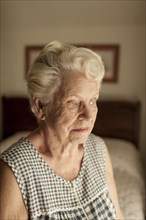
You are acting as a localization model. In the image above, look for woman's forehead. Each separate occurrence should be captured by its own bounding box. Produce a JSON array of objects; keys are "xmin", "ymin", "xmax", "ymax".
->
[
  {"xmin": 62, "ymin": 71, "xmax": 96, "ymax": 86},
  {"xmin": 60, "ymin": 73, "xmax": 99, "ymax": 98}
]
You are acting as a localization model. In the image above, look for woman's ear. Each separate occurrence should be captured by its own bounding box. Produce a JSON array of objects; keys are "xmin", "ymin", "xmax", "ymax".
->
[{"xmin": 33, "ymin": 97, "xmax": 45, "ymax": 120}]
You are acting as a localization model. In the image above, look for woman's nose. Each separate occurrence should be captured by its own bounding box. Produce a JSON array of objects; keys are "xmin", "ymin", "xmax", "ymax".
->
[{"xmin": 78, "ymin": 105, "xmax": 95, "ymax": 121}]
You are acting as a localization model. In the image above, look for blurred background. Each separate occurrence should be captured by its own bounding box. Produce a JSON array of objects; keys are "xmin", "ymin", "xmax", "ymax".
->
[{"xmin": 0, "ymin": 0, "xmax": 145, "ymax": 165}]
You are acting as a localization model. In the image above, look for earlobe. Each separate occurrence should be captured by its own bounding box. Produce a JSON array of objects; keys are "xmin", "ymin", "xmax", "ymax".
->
[{"xmin": 39, "ymin": 113, "xmax": 45, "ymax": 120}]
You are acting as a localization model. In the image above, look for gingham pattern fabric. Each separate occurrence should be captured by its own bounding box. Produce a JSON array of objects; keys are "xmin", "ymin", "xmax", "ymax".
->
[{"xmin": 0, "ymin": 134, "xmax": 116, "ymax": 220}]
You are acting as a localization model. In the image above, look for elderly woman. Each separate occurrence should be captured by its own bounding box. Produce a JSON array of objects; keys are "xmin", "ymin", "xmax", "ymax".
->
[{"xmin": 0, "ymin": 41, "xmax": 124, "ymax": 220}]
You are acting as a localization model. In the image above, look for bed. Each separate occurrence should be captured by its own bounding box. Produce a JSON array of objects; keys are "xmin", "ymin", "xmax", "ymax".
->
[{"xmin": 0, "ymin": 96, "xmax": 145, "ymax": 219}]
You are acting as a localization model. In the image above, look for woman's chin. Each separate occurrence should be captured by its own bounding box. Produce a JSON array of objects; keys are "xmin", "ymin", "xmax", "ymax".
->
[{"xmin": 69, "ymin": 132, "xmax": 90, "ymax": 144}]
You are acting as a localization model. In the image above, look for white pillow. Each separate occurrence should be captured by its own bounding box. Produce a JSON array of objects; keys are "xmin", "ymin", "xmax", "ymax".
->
[{"xmin": 0, "ymin": 131, "xmax": 30, "ymax": 153}]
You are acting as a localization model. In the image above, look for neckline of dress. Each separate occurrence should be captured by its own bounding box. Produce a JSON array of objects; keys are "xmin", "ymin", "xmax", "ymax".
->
[{"xmin": 21, "ymin": 137, "xmax": 87, "ymax": 185}]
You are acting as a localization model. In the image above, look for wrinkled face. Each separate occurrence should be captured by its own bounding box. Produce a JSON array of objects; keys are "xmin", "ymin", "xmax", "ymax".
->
[{"xmin": 45, "ymin": 72, "xmax": 99, "ymax": 144}]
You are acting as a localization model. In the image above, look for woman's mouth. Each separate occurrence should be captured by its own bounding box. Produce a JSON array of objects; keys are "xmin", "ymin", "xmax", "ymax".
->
[{"xmin": 72, "ymin": 127, "xmax": 89, "ymax": 132}]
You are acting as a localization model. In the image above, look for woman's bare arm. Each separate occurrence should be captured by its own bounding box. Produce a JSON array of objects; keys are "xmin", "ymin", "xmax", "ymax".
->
[
  {"xmin": 105, "ymin": 147, "xmax": 124, "ymax": 220},
  {"xmin": 0, "ymin": 160, "xmax": 28, "ymax": 220}
]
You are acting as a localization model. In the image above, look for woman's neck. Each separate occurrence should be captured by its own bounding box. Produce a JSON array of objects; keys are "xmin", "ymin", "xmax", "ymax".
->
[{"xmin": 27, "ymin": 127, "xmax": 81, "ymax": 160}]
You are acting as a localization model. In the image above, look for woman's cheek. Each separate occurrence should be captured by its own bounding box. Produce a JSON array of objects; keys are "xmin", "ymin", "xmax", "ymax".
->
[
  {"xmin": 58, "ymin": 111, "xmax": 77, "ymax": 128},
  {"xmin": 48, "ymin": 105, "xmax": 73, "ymax": 127},
  {"xmin": 91, "ymin": 109, "xmax": 98, "ymax": 125}
]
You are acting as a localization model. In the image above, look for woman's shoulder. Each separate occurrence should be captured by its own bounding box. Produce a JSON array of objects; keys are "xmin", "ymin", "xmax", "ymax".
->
[
  {"xmin": 0, "ymin": 138, "xmax": 34, "ymax": 167},
  {"xmin": 86, "ymin": 133, "xmax": 106, "ymax": 163},
  {"xmin": 0, "ymin": 160, "xmax": 28, "ymax": 219},
  {"xmin": 87, "ymin": 133, "xmax": 106, "ymax": 147}
]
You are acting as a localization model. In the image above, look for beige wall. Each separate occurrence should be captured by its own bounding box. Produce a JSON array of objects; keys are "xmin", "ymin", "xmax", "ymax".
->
[{"xmin": 0, "ymin": 2, "xmax": 145, "ymax": 165}]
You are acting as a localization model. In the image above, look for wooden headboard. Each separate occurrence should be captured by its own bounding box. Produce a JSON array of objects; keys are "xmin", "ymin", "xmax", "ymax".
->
[{"xmin": 2, "ymin": 96, "xmax": 140, "ymax": 148}]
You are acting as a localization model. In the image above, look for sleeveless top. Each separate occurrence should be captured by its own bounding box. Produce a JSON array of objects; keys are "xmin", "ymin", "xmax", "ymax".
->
[{"xmin": 0, "ymin": 133, "xmax": 116, "ymax": 220}]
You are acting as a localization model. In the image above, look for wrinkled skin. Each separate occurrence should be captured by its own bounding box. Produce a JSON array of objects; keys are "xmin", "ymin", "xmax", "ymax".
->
[{"xmin": 43, "ymin": 72, "xmax": 99, "ymax": 146}]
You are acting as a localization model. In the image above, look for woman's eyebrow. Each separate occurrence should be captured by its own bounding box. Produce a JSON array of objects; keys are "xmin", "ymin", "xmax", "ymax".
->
[
  {"xmin": 66, "ymin": 94, "xmax": 99, "ymax": 101},
  {"xmin": 92, "ymin": 92, "xmax": 99, "ymax": 98}
]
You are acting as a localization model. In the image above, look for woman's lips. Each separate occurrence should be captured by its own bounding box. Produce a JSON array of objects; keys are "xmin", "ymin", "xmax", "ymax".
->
[{"xmin": 72, "ymin": 128, "xmax": 89, "ymax": 132}]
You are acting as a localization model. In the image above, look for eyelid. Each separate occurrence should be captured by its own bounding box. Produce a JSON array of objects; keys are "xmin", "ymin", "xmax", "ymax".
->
[
  {"xmin": 65, "ymin": 96, "xmax": 98, "ymax": 109},
  {"xmin": 90, "ymin": 97, "xmax": 98, "ymax": 102},
  {"xmin": 67, "ymin": 99, "xmax": 79, "ymax": 104},
  {"xmin": 66, "ymin": 100, "xmax": 79, "ymax": 109}
]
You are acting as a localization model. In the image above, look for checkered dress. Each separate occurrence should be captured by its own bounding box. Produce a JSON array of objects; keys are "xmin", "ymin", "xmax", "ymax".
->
[{"xmin": 0, "ymin": 134, "xmax": 116, "ymax": 220}]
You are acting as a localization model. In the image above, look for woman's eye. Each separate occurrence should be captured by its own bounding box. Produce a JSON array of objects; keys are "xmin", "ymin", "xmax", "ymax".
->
[
  {"xmin": 89, "ymin": 99, "xmax": 97, "ymax": 107},
  {"xmin": 67, "ymin": 101, "xmax": 79, "ymax": 109}
]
